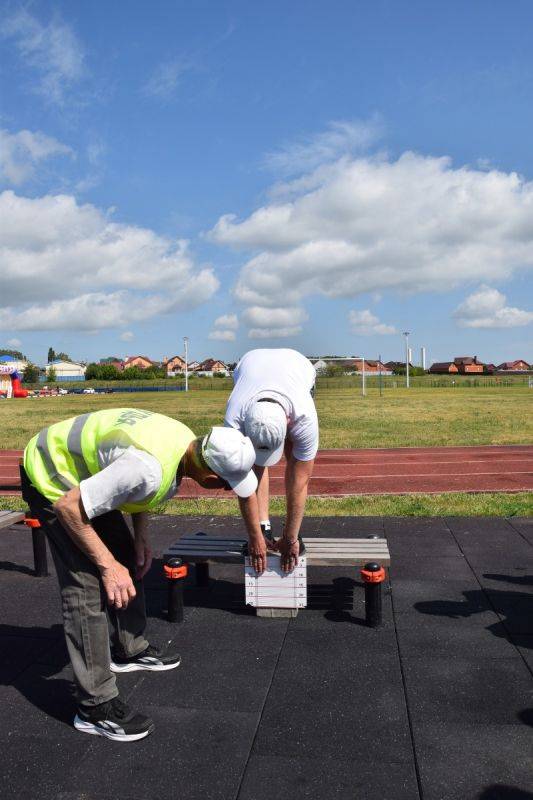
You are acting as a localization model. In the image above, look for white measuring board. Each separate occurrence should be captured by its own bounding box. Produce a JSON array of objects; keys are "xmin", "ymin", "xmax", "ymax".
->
[{"xmin": 244, "ymin": 556, "xmax": 307, "ymax": 609}]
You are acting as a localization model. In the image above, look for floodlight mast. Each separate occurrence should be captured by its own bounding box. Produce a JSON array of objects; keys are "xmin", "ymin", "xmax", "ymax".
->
[
  {"xmin": 183, "ymin": 336, "xmax": 189, "ymax": 392},
  {"xmin": 403, "ymin": 331, "xmax": 410, "ymax": 389}
]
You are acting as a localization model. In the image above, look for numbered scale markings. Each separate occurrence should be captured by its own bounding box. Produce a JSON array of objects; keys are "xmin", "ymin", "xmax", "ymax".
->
[{"xmin": 244, "ymin": 556, "xmax": 307, "ymax": 609}]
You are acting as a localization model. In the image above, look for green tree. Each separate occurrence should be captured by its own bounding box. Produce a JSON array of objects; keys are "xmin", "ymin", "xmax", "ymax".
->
[
  {"xmin": 56, "ymin": 352, "xmax": 71, "ymax": 362},
  {"xmin": 47, "ymin": 347, "xmax": 56, "ymax": 363},
  {"xmin": 22, "ymin": 362, "xmax": 39, "ymax": 384},
  {"xmin": 47, "ymin": 366, "xmax": 57, "ymax": 382}
]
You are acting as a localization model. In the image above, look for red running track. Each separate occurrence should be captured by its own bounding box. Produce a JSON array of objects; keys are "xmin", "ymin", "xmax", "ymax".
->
[{"xmin": 1, "ymin": 445, "xmax": 532, "ymax": 496}]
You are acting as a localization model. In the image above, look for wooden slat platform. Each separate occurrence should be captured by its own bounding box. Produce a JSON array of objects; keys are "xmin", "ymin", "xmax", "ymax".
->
[
  {"xmin": 0, "ymin": 510, "xmax": 25, "ymax": 530},
  {"xmin": 165, "ymin": 533, "xmax": 390, "ymax": 567}
]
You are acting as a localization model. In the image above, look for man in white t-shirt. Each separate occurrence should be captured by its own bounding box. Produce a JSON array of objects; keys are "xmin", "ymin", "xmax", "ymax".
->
[{"xmin": 225, "ymin": 348, "xmax": 319, "ymax": 574}]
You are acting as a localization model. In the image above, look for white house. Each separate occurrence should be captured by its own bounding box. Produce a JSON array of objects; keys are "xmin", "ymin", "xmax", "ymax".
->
[{"xmin": 46, "ymin": 360, "xmax": 86, "ymax": 381}]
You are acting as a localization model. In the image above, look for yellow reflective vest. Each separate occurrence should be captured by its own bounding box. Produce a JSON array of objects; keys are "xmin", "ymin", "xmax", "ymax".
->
[{"xmin": 24, "ymin": 408, "xmax": 195, "ymax": 513}]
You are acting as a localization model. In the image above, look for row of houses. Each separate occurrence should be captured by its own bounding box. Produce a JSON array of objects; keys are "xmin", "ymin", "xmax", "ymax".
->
[
  {"xmin": 428, "ymin": 356, "xmax": 531, "ymax": 375},
  {"xmin": 100, "ymin": 355, "xmax": 229, "ymax": 377},
  {"xmin": 310, "ymin": 355, "xmax": 532, "ymax": 376}
]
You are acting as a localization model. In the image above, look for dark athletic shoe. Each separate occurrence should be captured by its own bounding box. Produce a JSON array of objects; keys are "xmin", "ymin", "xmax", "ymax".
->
[
  {"xmin": 73, "ymin": 697, "xmax": 154, "ymax": 742},
  {"xmin": 110, "ymin": 644, "xmax": 181, "ymax": 673}
]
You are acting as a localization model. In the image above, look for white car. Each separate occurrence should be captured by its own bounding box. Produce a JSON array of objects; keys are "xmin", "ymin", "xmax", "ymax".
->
[{"xmin": 83, "ymin": 387, "xmax": 96, "ymax": 394}]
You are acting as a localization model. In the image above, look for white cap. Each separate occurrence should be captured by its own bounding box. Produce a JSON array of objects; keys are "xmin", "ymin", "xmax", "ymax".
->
[
  {"xmin": 202, "ymin": 426, "xmax": 258, "ymax": 498},
  {"xmin": 244, "ymin": 401, "xmax": 287, "ymax": 466}
]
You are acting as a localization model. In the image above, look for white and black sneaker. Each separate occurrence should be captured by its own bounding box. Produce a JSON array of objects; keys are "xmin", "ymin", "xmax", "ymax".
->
[
  {"xmin": 73, "ymin": 697, "xmax": 154, "ymax": 742},
  {"xmin": 110, "ymin": 644, "xmax": 181, "ymax": 673}
]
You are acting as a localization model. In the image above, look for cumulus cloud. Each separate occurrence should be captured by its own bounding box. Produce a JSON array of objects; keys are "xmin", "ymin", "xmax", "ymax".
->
[
  {"xmin": 249, "ymin": 326, "xmax": 303, "ymax": 339},
  {"xmin": 453, "ymin": 285, "xmax": 533, "ymax": 328},
  {"xmin": 7, "ymin": 338, "xmax": 22, "ymax": 347},
  {"xmin": 208, "ymin": 329, "xmax": 236, "ymax": 341},
  {"xmin": 0, "ymin": 128, "xmax": 73, "ymax": 185},
  {"xmin": 142, "ymin": 59, "xmax": 194, "ymax": 100},
  {"xmin": 263, "ymin": 118, "xmax": 383, "ymax": 176},
  {"xmin": 349, "ymin": 309, "xmax": 396, "ymax": 335},
  {"xmin": 120, "ymin": 331, "xmax": 134, "ymax": 341},
  {"xmin": 242, "ymin": 306, "xmax": 307, "ymax": 338},
  {"xmin": 213, "ymin": 313, "xmax": 239, "ymax": 330},
  {"xmin": 0, "ymin": 190, "xmax": 218, "ymax": 331},
  {"xmin": 208, "ymin": 313, "xmax": 238, "ymax": 341},
  {"xmin": 210, "ymin": 152, "xmax": 533, "ymax": 312},
  {"xmin": 1, "ymin": 10, "xmax": 85, "ymax": 105}
]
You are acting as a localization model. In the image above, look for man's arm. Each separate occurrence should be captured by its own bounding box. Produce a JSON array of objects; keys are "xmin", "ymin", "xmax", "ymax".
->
[
  {"xmin": 131, "ymin": 512, "xmax": 152, "ymax": 580},
  {"xmin": 238, "ymin": 494, "xmax": 267, "ymax": 574},
  {"xmin": 276, "ymin": 455, "xmax": 315, "ymax": 572},
  {"xmin": 54, "ymin": 487, "xmax": 136, "ymax": 609}
]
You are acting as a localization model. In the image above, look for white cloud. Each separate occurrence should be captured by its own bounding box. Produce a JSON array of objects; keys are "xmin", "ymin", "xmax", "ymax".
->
[
  {"xmin": 1, "ymin": 10, "xmax": 85, "ymax": 105},
  {"xmin": 208, "ymin": 329, "xmax": 236, "ymax": 341},
  {"xmin": 0, "ymin": 190, "xmax": 218, "ymax": 331},
  {"xmin": 263, "ymin": 118, "xmax": 383, "ymax": 176},
  {"xmin": 210, "ymin": 152, "xmax": 533, "ymax": 311},
  {"xmin": 213, "ymin": 313, "xmax": 238, "ymax": 330},
  {"xmin": 242, "ymin": 306, "xmax": 307, "ymax": 339},
  {"xmin": 7, "ymin": 338, "xmax": 22, "ymax": 347},
  {"xmin": 349, "ymin": 309, "xmax": 396, "ymax": 335},
  {"xmin": 453, "ymin": 285, "xmax": 533, "ymax": 328},
  {"xmin": 142, "ymin": 59, "xmax": 193, "ymax": 100},
  {"xmin": 120, "ymin": 331, "xmax": 134, "ymax": 341},
  {"xmin": 249, "ymin": 326, "xmax": 302, "ymax": 339},
  {"xmin": 0, "ymin": 128, "xmax": 73, "ymax": 185}
]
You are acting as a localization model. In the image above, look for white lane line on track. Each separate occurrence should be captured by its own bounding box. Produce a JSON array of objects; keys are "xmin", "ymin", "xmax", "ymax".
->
[
  {"xmin": 270, "ymin": 470, "xmax": 533, "ymax": 480},
  {"xmin": 310, "ymin": 459, "xmax": 533, "ymax": 467}
]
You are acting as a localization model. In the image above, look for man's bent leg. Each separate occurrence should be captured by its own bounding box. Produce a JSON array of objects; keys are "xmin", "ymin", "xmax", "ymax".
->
[
  {"xmin": 20, "ymin": 469, "xmax": 118, "ymax": 707},
  {"xmin": 93, "ymin": 512, "xmax": 149, "ymax": 659}
]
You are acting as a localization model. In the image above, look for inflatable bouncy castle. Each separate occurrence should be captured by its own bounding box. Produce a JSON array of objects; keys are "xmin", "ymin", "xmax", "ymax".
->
[{"xmin": 0, "ymin": 364, "xmax": 29, "ymax": 398}]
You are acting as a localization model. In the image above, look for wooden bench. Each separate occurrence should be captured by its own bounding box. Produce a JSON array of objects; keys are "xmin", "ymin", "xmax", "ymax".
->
[
  {"xmin": 0, "ymin": 510, "xmax": 25, "ymax": 529},
  {"xmin": 0, "ymin": 509, "xmax": 48, "ymax": 577},
  {"xmin": 164, "ymin": 532, "xmax": 390, "ymax": 625}
]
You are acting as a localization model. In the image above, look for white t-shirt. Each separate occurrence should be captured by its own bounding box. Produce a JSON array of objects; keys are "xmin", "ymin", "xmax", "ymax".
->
[
  {"xmin": 224, "ymin": 348, "xmax": 319, "ymax": 461},
  {"xmin": 79, "ymin": 445, "xmax": 177, "ymax": 520}
]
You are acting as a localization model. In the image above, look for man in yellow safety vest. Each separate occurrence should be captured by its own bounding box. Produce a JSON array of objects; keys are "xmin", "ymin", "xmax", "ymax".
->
[{"xmin": 22, "ymin": 407, "xmax": 257, "ymax": 742}]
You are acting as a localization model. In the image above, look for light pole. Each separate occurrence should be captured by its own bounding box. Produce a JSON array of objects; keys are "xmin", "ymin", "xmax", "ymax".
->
[
  {"xmin": 361, "ymin": 356, "xmax": 366, "ymax": 397},
  {"xmin": 403, "ymin": 331, "xmax": 410, "ymax": 388},
  {"xmin": 183, "ymin": 336, "xmax": 189, "ymax": 392}
]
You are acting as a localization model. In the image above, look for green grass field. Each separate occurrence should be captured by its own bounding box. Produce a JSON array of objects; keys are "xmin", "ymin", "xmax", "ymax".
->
[
  {"xmin": 1, "ymin": 383, "xmax": 531, "ymax": 516},
  {"xmin": 0, "ymin": 383, "xmax": 531, "ymax": 450},
  {"xmin": 1, "ymin": 492, "xmax": 531, "ymax": 517}
]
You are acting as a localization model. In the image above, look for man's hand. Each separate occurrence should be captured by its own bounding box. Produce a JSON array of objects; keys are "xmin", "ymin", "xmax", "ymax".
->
[
  {"xmin": 134, "ymin": 536, "xmax": 153, "ymax": 580},
  {"xmin": 275, "ymin": 536, "xmax": 300, "ymax": 573},
  {"xmin": 100, "ymin": 560, "xmax": 136, "ymax": 609},
  {"xmin": 248, "ymin": 533, "xmax": 267, "ymax": 575}
]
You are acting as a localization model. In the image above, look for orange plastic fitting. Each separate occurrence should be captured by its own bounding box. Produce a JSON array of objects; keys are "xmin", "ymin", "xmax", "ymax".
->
[
  {"xmin": 24, "ymin": 517, "xmax": 42, "ymax": 529},
  {"xmin": 360, "ymin": 566, "xmax": 386, "ymax": 583},
  {"xmin": 164, "ymin": 563, "xmax": 188, "ymax": 580}
]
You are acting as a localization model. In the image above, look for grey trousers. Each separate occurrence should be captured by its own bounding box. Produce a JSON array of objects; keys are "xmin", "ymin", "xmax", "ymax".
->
[{"xmin": 21, "ymin": 468, "xmax": 149, "ymax": 707}]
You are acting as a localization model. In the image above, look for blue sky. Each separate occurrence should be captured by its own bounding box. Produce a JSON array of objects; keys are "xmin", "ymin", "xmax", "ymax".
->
[{"xmin": 1, "ymin": 0, "xmax": 532, "ymax": 366}]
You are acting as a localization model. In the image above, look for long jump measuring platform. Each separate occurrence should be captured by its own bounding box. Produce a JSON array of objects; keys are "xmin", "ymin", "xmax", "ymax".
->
[{"xmin": 1, "ymin": 444, "xmax": 532, "ymax": 496}]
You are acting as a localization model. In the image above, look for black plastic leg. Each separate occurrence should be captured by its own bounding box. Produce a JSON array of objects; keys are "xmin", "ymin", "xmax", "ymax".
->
[
  {"xmin": 365, "ymin": 580, "xmax": 382, "ymax": 627},
  {"xmin": 31, "ymin": 528, "xmax": 48, "ymax": 577},
  {"xmin": 196, "ymin": 562, "xmax": 210, "ymax": 587},
  {"xmin": 167, "ymin": 577, "xmax": 184, "ymax": 623},
  {"xmin": 164, "ymin": 557, "xmax": 187, "ymax": 622},
  {"xmin": 361, "ymin": 561, "xmax": 384, "ymax": 628}
]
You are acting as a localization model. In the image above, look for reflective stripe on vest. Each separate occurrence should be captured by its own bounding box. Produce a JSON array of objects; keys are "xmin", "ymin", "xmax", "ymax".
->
[
  {"xmin": 36, "ymin": 428, "xmax": 75, "ymax": 493},
  {"xmin": 66, "ymin": 413, "xmax": 92, "ymax": 482}
]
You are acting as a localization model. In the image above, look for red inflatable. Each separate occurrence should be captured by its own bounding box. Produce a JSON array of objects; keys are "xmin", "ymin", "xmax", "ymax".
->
[{"xmin": 0, "ymin": 364, "xmax": 29, "ymax": 398}]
